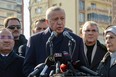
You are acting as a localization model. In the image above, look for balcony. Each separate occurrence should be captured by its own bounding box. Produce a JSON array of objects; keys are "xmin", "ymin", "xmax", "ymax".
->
[
  {"xmin": 89, "ymin": 0, "xmax": 112, "ymax": 5},
  {"xmin": 87, "ymin": 7, "xmax": 112, "ymax": 15}
]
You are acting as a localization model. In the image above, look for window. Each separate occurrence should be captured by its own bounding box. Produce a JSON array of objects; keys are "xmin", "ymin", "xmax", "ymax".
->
[
  {"xmin": 36, "ymin": 0, "xmax": 41, "ymax": 2},
  {"xmin": 79, "ymin": 13, "xmax": 85, "ymax": 22},
  {"xmin": 91, "ymin": 3, "xmax": 96, "ymax": 9},
  {"xmin": 7, "ymin": 4, "xmax": 12, "ymax": 9},
  {"xmin": 16, "ymin": 0, "xmax": 22, "ymax": 3},
  {"xmin": 36, "ymin": 7, "xmax": 42, "ymax": 14},
  {"xmin": 7, "ymin": 12, "xmax": 14, "ymax": 16},
  {"xmin": 79, "ymin": 1, "xmax": 85, "ymax": 10}
]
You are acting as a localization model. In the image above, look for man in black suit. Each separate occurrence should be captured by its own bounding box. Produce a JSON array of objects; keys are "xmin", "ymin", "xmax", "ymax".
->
[
  {"xmin": 0, "ymin": 28, "xmax": 25, "ymax": 77},
  {"xmin": 4, "ymin": 17, "xmax": 27, "ymax": 55},
  {"xmin": 18, "ymin": 18, "xmax": 48, "ymax": 57},
  {"xmin": 23, "ymin": 6, "xmax": 86, "ymax": 76},
  {"xmin": 80, "ymin": 21, "xmax": 107, "ymax": 71}
]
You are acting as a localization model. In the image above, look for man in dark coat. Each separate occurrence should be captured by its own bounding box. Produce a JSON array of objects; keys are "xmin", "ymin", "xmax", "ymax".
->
[
  {"xmin": 80, "ymin": 21, "xmax": 107, "ymax": 71},
  {"xmin": 97, "ymin": 26, "xmax": 116, "ymax": 77},
  {"xmin": 23, "ymin": 6, "xmax": 86, "ymax": 76},
  {"xmin": 4, "ymin": 17, "xmax": 27, "ymax": 55},
  {"xmin": 0, "ymin": 28, "xmax": 25, "ymax": 77},
  {"xmin": 18, "ymin": 18, "xmax": 48, "ymax": 57}
]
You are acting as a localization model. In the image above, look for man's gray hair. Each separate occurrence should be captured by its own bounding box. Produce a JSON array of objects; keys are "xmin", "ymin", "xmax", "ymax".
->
[
  {"xmin": 46, "ymin": 6, "xmax": 65, "ymax": 19},
  {"xmin": 82, "ymin": 21, "xmax": 99, "ymax": 32}
]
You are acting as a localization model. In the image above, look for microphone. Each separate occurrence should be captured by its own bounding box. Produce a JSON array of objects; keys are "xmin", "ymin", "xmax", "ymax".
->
[
  {"xmin": 62, "ymin": 51, "xmax": 77, "ymax": 75},
  {"xmin": 54, "ymin": 53, "xmax": 63, "ymax": 62},
  {"xmin": 62, "ymin": 51, "xmax": 71, "ymax": 61},
  {"xmin": 49, "ymin": 70, "xmax": 55, "ymax": 76},
  {"xmin": 40, "ymin": 55, "xmax": 55, "ymax": 76},
  {"xmin": 55, "ymin": 61, "xmax": 60, "ymax": 74},
  {"xmin": 73, "ymin": 61, "xmax": 99, "ymax": 76},
  {"xmin": 49, "ymin": 65, "xmax": 55, "ymax": 76},
  {"xmin": 79, "ymin": 66, "xmax": 99, "ymax": 76},
  {"xmin": 28, "ymin": 63, "xmax": 45, "ymax": 77},
  {"xmin": 54, "ymin": 53, "xmax": 63, "ymax": 74},
  {"xmin": 46, "ymin": 31, "xmax": 57, "ymax": 44},
  {"xmin": 63, "ymin": 31, "xmax": 75, "ymax": 42},
  {"xmin": 60, "ymin": 63, "xmax": 68, "ymax": 72}
]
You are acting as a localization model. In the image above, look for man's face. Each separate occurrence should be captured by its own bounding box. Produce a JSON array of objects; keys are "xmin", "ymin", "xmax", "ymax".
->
[
  {"xmin": 82, "ymin": 25, "xmax": 99, "ymax": 46},
  {"xmin": 0, "ymin": 29, "xmax": 14, "ymax": 54},
  {"xmin": 34, "ymin": 22, "xmax": 48, "ymax": 33},
  {"xmin": 47, "ymin": 10, "xmax": 65, "ymax": 34},
  {"xmin": 7, "ymin": 20, "xmax": 21, "ymax": 40}
]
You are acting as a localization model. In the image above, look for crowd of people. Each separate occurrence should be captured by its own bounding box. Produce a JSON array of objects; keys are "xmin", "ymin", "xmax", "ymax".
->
[{"xmin": 0, "ymin": 6, "xmax": 116, "ymax": 77}]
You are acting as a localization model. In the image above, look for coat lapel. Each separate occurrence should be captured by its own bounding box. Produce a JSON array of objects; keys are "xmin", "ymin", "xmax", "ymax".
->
[{"xmin": 3, "ymin": 52, "xmax": 17, "ymax": 69}]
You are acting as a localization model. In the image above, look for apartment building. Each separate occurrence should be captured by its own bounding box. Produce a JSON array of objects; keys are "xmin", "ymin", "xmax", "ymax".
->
[
  {"xmin": 0, "ymin": 0, "xmax": 23, "ymax": 32},
  {"xmin": 29, "ymin": 0, "xmax": 114, "ymax": 43}
]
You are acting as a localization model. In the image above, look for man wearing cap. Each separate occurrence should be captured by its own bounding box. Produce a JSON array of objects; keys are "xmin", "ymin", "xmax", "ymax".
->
[{"xmin": 97, "ymin": 26, "xmax": 116, "ymax": 77}]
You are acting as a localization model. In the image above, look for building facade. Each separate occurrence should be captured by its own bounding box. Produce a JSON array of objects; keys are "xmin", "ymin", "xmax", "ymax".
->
[
  {"xmin": 0, "ymin": 0, "xmax": 23, "ymax": 32},
  {"xmin": 29, "ymin": 0, "xmax": 114, "ymax": 43}
]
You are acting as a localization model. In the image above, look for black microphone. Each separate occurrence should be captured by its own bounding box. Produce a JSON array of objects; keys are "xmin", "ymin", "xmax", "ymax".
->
[
  {"xmin": 49, "ymin": 70, "xmax": 55, "ymax": 76},
  {"xmin": 73, "ymin": 61, "xmax": 99, "ymax": 76},
  {"xmin": 46, "ymin": 31, "xmax": 57, "ymax": 44},
  {"xmin": 79, "ymin": 66, "xmax": 99, "ymax": 76},
  {"xmin": 54, "ymin": 53, "xmax": 63, "ymax": 74},
  {"xmin": 62, "ymin": 51, "xmax": 77, "ymax": 75},
  {"xmin": 62, "ymin": 51, "xmax": 71, "ymax": 61},
  {"xmin": 49, "ymin": 65, "xmax": 55, "ymax": 76},
  {"xmin": 63, "ymin": 31, "xmax": 75, "ymax": 42},
  {"xmin": 28, "ymin": 63, "xmax": 45, "ymax": 77},
  {"xmin": 40, "ymin": 55, "xmax": 55, "ymax": 76}
]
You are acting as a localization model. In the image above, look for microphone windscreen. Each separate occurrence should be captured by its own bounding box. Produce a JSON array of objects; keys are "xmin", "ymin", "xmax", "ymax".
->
[
  {"xmin": 60, "ymin": 63, "xmax": 68, "ymax": 73},
  {"xmin": 45, "ymin": 55, "xmax": 55, "ymax": 66},
  {"xmin": 52, "ymin": 31, "xmax": 57, "ymax": 37},
  {"xmin": 63, "ymin": 31, "xmax": 68, "ymax": 36}
]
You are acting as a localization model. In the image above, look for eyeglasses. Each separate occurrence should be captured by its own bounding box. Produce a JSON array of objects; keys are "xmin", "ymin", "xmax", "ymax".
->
[{"xmin": 7, "ymin": 25, "xmax": 21, "ymax": 30}]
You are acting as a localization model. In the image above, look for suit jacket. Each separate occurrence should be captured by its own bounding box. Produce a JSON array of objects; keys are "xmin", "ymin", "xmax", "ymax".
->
[
  {"xmin": 23, "ymin": 28, "xmax": 85, "ymax": 76},
  {"xmin": 14, "ymin": 34, "xmax": 27, "ymax": 55},
  {"xmin": 0, "ymin": 51, "xmax": 25, "ymax": 77},
  {"xmin": 97, "ymin": 52, "xmax": 116, "ymax": 77},
  {"xmin": 83, "ymin": 41, "xmax": 107, "ymax": 71}
]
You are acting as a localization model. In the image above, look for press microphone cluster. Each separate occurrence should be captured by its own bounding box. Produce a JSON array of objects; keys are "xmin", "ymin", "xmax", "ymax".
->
[
  {"xmin": 28, "ymin": 55, "xmax": 55, "ymax": 77},
  {"xmin": 40, "ymin": 53, "xmax": 63, "ymax": 76}
]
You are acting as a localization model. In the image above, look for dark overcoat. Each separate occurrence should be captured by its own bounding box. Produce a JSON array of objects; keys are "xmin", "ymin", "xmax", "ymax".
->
[
  {"xmin": 0, "ymin": 51, "xmax": 25, "ymax": 77},
  {"xmin": 23, "ymin": 28, "xmax": 86, "ymax": 76},
  {"xmin": 97, "ymin": 52, "xmax": 116, "ymax": 77}
]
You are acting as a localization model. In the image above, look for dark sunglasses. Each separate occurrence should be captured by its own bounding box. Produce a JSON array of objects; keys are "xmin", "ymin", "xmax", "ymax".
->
[{"xmin": 7, "ymin": 25, "xmax": 21, "ymax": 30}]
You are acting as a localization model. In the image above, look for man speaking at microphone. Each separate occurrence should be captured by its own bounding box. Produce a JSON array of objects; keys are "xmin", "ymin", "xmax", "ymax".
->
[{"xmin": 23, "ymin": 6, "xmax": 86, "ymax": 77}]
